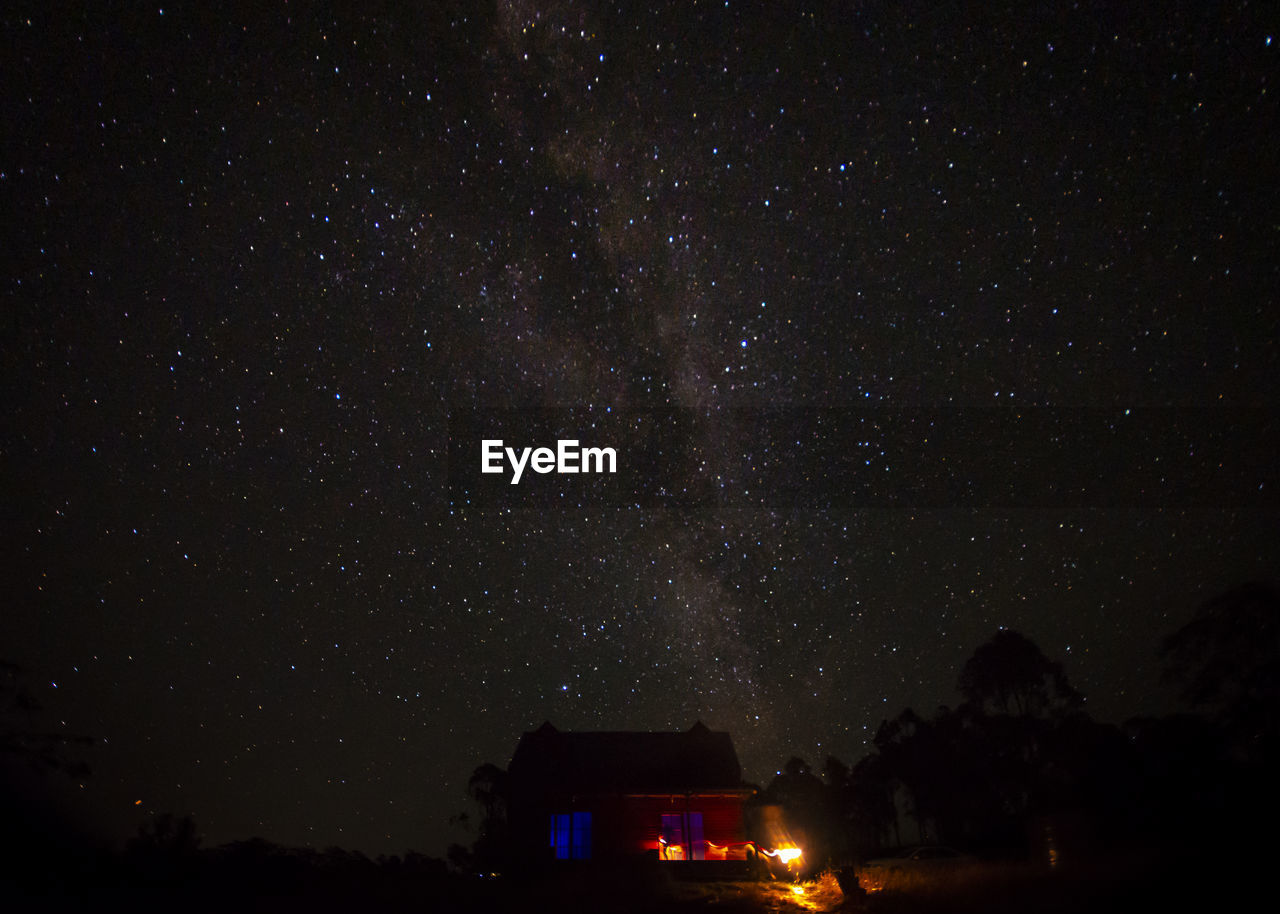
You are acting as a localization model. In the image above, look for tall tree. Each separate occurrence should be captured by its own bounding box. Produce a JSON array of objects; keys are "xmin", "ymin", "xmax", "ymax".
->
[
  {"xmin": 873, "ymin": 708, "xmax": 950, "ymax": 843},
  {"xmin": 467, "ymin": 762, "xmax": 509, "ymax": 825},
  {"xmin": 1159, "ymin": 581, "xmax": 1280, "ymax": 763},
  {"xmin": 830, "ymin": 753, "xmax": 897, "ymax": 856},
  {"xmin": 459, "ymin": 762, "xmax": 511, "ymax": 873},
  {"xmin": 958, "ymin": 630, "xmax": 1081, "ymax": 717}
]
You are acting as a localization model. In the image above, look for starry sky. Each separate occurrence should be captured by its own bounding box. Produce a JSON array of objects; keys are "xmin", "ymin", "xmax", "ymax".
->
[{"xmin": 2, "ymin": 1, "xmax": 1277, "ymax": 857}]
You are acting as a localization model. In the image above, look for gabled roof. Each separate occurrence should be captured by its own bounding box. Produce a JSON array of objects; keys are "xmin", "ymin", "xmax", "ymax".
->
[{"xmin": 508, "ymin": 721, "xmax": 743, "ymax": 793}]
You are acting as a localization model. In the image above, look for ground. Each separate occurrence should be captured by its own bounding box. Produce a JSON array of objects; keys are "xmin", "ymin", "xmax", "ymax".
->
[{"xmin": 659, "ymin": 873, "xmax": 846, "ymax": 913}]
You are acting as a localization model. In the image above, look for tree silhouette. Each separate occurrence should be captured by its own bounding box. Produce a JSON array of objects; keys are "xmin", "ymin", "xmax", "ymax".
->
[
  {"xmin": 857, "ymin": 634, "xmax": 1097, "ymax": 852},
  {"xmin": 1, "ymin": 659, "xmax": 94, "ymax": 778},
  {"xmin": 1160, "ymin": 581, "xmax": 1280, "ymax": 763},
  {"xmin": 958, "ymin": 630, "xmax": 1081, "ymax": 717},
  {"xmin": 873, "ymin": 708, "xmax": 955, "ymax": 843},
  {"xmin": 125, "ymin": 813, "xmax": 202, "ymax": 884},
  {"xmin": 871, "ymin": 706, "xmax": 1000, "ymax": 847},
  {"xmin": 128, "ymin": 812, "xmax": 202, "ymax": 856},
  {"xmin": 467, "ymin": 762, "xmax": 509, "ymax": 824},
  {"xmin": 753, "ymin": 756, "xmax": 834, "ymax": 872},
  {"xmin": 456, "ymin": 762, "xmax": 511, "ymax": 873},
  {"xmin": 822, "ymin": 754, "xmax": 897, "ymax": 859}
]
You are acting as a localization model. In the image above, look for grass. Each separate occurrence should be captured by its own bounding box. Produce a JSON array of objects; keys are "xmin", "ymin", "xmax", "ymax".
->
[
  {"xmin": 424, "ymin": 854, "xmax": 1241, "ymax": 914},
  {"xmin": 853, "ymin": 849, "xmax": 1242, "ymax": 914},
  {"xmin": 5, "ymin": 847, "xmax": 1250, "ymax": 914}
]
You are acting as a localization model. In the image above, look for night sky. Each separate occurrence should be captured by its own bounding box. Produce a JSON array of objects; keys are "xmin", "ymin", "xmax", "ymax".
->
[{"xmin": 2, "ymin": 2, "xmax": 1276, "ymax": 858}]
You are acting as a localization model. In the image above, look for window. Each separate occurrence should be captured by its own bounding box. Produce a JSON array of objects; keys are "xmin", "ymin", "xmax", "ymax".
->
[
  {"xmin": 549, "ymin": 811, "xmax": 592, "ymax": 860},
  {"xmin": 659, "ymin": 812, "xmax": 705, "ymax": 861}
]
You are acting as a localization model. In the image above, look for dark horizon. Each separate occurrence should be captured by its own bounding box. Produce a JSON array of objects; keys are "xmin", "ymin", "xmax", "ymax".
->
[{"xmin": 2, "ymin": 580, "xmax": 1257, "ymax": 858}]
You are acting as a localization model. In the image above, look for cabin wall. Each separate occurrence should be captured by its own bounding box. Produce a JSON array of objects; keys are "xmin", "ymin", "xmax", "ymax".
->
[
  {"xmin": 510, "ymin": 791, "xmax": 749, "ymax": 863},
  {"xmin": 616, "ymin": 794, "xmax": 748, "ymax": 858}
]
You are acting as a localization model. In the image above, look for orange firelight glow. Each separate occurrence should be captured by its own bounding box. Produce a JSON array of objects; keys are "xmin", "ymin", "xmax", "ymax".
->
[
  {"xmin": 762, "ymin": 845, "xmax": 803, "ymax": 865},
  {"xmin": 655, "ymin": 837, "xmax": 755, "ymax": 861}
]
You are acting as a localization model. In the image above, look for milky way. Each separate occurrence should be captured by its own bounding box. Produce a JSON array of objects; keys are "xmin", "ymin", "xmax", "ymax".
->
[{"xmin": 2, "ymin": 2, "xmax": 1276, "ymax": 855}]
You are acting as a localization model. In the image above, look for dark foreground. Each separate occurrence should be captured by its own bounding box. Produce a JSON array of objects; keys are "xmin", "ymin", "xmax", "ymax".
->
[{"xmin": 1, "ymin": 847, "xmax": 1260, "ymax": 914}]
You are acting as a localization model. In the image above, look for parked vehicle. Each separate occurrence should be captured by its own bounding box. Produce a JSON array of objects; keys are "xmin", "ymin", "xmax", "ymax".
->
[
  {"xmin": 862, "ymin": 845, "xmax": 976, "ymax": 871},
  {"xmin": 858, "ymin": 846, "xmax": 980, "ymax": 893}
]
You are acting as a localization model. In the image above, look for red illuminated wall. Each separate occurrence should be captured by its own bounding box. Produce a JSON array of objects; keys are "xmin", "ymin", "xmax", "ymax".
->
[{"xmin": 593, "ymin": 793, "xmax": 750, "ymax": 860}]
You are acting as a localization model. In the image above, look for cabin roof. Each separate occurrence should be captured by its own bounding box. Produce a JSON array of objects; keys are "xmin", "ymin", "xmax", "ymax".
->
[{"xmin": 508, "ymin": 721, "xmax": 744, "ymax": 793}]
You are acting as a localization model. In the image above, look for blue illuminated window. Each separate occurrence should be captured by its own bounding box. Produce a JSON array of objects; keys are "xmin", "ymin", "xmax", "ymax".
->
[{"xmin": 549, "ymin": 811, "xmax": 592, "ymax": 859}]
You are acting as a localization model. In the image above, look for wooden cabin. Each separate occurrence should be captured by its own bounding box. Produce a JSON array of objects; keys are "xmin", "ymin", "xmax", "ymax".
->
[{"xmin": 507, "ymin": 721, "xmax": 755, "ymax": 873}]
